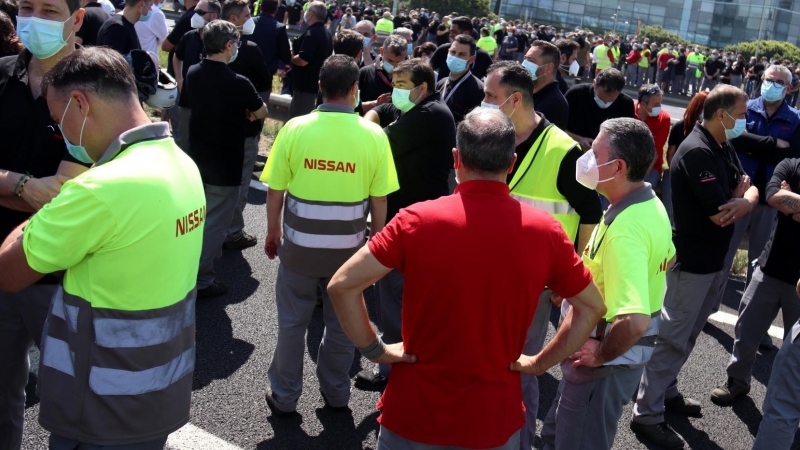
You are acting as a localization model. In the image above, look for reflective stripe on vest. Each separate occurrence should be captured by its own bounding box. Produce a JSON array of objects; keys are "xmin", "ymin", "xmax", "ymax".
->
[
  {"xmin": 89, "ymin": 347, "xmax": 195, "ymax": 396},
  {"xmin": 287, "ymin": 196, "xmax": 368, "ymax": 221},
  {"xmin": 283, "ymin": 193, "xmax": 368, "ymax": 250},
  {"xmin": 508, "ymin": 124, "xmax": 581, "ymax": 242},
  {"xmin": 595, "ymin": 45, "xmax": 611, "ymax": 69},
  {"xmin": 284, "ymin": 223, "xmax": 366, "ymax": 249},
  {"xmin": 638, "ymin": 49, "xmax": 650, "ymax": 68}
]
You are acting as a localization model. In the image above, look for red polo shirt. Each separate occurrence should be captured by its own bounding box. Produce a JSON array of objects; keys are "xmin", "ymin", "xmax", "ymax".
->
[
  {"xmin": 636, "ymin": 103, "xmax": 672, "ymax": 173},
  {"xmin": 368, "ymin": 180, "xmax": 593, "ymax": 448}
]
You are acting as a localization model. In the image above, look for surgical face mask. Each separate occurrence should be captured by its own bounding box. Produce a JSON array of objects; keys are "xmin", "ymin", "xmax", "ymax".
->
[
  {"xmin": 575, "ymin": 150, "xmax": 616, "ymax": 190},
  {"xmin": 382, "ymin": 59, "xmax": 394, "ymax": 73},
  {"xmin": 229, "ymin": 44, "xmax": 239, "ymax": 63},
  {"xmin": 407, "ymin": 43, "xmax": 413, "ymax": 55},
  {"xmin": 59, "ymin": 97, "xmax": 94, "ymax": 164},
  {"xmin": 710, "ymin": 54, "xmax": 717, "ymax": 60},
  {"xmin": 363, "ymin": 36, "xmax": 371, "ymax": 47},
  {"xmin": 241, "ymin": 16, "xmax": 255, "ymax": 35},
  {"xmin": 191, "ymin": 12, "xmax": 206, "ymax": 28},
  {"xmin": 178, "ymin": 0, "xmax": 184, "ymax": 6},
  {"xmin": 480, "ymin": 94, "xmax": 514, "ymax": 118},
  {"xmin": 16, "ymin": 14, "xmax": 75, "ymax": 60},
  {"xmin": 649, "ymin": 106, "xmax": 662, "ymax": 117},
  {"xmin": 522, "ymin": 60, "xmax": 539, "ymax": 81},
  {"xmin": 695, "ymin": 47, "xmax": 700, "ymax": 53},
  {"xmin": 446, "ymin": 54, "xmax": 468, "ymax": 74},
  {"xmin": 594, "ymin": 94, "xmax": 614, "ymax": 109},
  {"xmin": 392, "ymin": 85, "xmax": 419, "ymax": 112},
  {"xmin": 722, "ymin": 110, "xmax": 746, "ymax": 140},
  {"xmin": 303, "ymin": 11, "xmax": 310, "ymax": 22},
  {"xmin": 140, "ymin": 9, "xmax": 152, "ymax": 21},
  {"xmin": 761, "ymin": 80, "xmax": 786, "ymax": 102},
  {"xmin": 668, "ymin": 46, "xmax": 673, "ymax": 51},
  {"xmin": 568, "ymin": 60, "xmax": 579, "ymax": 76},
  {"xmin": 353, "ymin": 87, "xmax": 360, "ymax": 108}
]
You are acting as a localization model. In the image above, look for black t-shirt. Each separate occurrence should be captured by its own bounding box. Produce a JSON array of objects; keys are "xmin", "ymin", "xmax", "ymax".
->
[
  {"xmin": 435, "ymin": 72, "xmax": 484, "ymax": 123},
  {"xmin": 670, "ymin": 123, "xmax": 743, "ymax": 274},
  {"xmin": 556, "ymin": 70, "xmax": 568, "ymax": 94},
  {"xmin": 668, "ymin": 119, "xmax": 690, "ymax": 150},
  {"xmin": 508, "ymin": 115, "xmax": 602, "ymax": 227},
  {"xmin": 393, "ymin": 14, "xmax": 408, "ymax": 29},
  {"xmin": 175, "ymin": 29, "xmax": 205, "ymax": 107},
  {"xmin": 759, "ymin": 158, "xmax": 800, "ymax": 284},
  {"xmin": 76, "ymin": 3, "xmax": 110, "ymax": 46},
  {"xmin": 732, "ymin": 62, "xmax": 745, "ymax": 76},
  {"xmin": 229, "ymin": 41, "xmax": 271, "ymax": 137},
  {"xmin": 166, "ymin": 6, "xmax": 195, "ymax": 76},
  {"xmin": 430, "ymin": 43, "xmax": 493, "ymax": 80},
  {"xmin": 704, "ymin": 58, "xmax": 723, "ymax": 77},
  {"xmin": 533, "ymin": 80, "xmax": 569, "ymax": 130},
  {"xmin": 292, "ymin": 22, "xmax": 332, "ymax": 93},
  {"xmin": 185, "ymin": 60, "xmax": 263, "ymax": 186},
  {"xmin": 373, "ymin": 93, "xmax": 456, "ymax": 220},
  {"xmin": 674, "ymin": 54, "xmax": 687, "ymax": 76},
  {"xmin": 0, "ymin": 51, "xmax": 88, "ymax": 264},
  {"xmin": 720, "ymin": 66, "xmax": 733, "ymax": 84},
  {"xmin": 275, "ymin": 3, "xmax": 287, "ymax": 22},
  {"xmin": 362, "ymin": 7, "xmax": 374, "ymax": 22},
  {"xmin": 358, "ymin": 62, "xmax": 393, "ymax": 103},
  {"xmin": 565, "ymin": 83, "xmax": 635, "ymax": 140},
  {"xmin": 96, "ymin": 14, "xmax": 141, "ymax": 55},
  {"xmin": 286, "ymin": 1, "xmax": 304, "ymax": 25}
]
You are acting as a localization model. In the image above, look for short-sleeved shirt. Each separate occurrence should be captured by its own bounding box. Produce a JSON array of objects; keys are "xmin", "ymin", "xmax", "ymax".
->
[
  {"xmin": 185, "ymin": 60, "xmax": 263, "ymax": 186},
  {"xmin": 581, "ymin": 186, "xmax": 675, "ymax": 322},
  {"xmin": 635, "ymin": 104, "xmax": 671, "ymax": 173},
  {"xmin": 668, "ymin": 119, "xmax": 690, "ymax": 151},
  {"xmin": 292, "ymin": 22, "xmax": 333, "ymax": 93},
  {"xmin": 435, "ymin": 72, "xmax": 484, "ymax": 123},
  {"xmin": 358, "ymin": 62, "xmax": 393, "ymax": 103},
  {"xmin": 165, "ymin": 6, "xmax": 195, "ymax": 75},
  {"xmin": 76, "ymin": 3, "xmax": 110, "ymax": 46},
  {"xmin": 670, "ymin": 123, "xmax": 743, "ymax": 274},
  {"xmin": 96, "ymin": 15, "xmax": 141, "ymax": 55},
  {"xmin": 758, "ymin": 158, "xmax": 800, "ymax": 284},
  {"xmin": 286, "ymin": 1, "xmax": 304, "ymax": 25},
  {"xmin": 565, "ymin": 83, "xmax": 635, "ymax": 140},
  {"xmin": 657, "ymin": 52, "xmax": 674, "ymax": 71},
  {"xmin": 369, "ymin": 180, "xmax": 593, "ymax": 449},
  {"xmin": 533, "ymin": 80, "xmax": 569, "ymax": 130},
  {"xmin": 175, "ymin": 29, "xmax": 205, "ymax": 107}
]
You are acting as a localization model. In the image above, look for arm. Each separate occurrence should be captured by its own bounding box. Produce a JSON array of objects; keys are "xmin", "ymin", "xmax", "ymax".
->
[
  {"xmin": 369, "ymin": 196, "xmax": 387, "ymax": 234},
  {"xmin": 556, "ymin": 146, "xmax": 602, "ymax": 250},
  {"xmin": 0, "ymin": 221, "xmax": 46, "ymax": 292},
  {"xmin": 767, "ymin": 160, "xmax": 800, "ymax": 215},
  {"xmin": 291, "ymin": 54, "xmax": 309, "ymax": 66},
  {"xmin": 277, "ymin": 27, "xmax": 292, "ymax": 66},
  {"xmin": 364, "ymin": 109, "xmax": 381, "ymax": 124},
  {"xmin": 250, "ymin": 103, "xmax": 269, "ymax": 120},
  {"xmin": 565, "ymin": 130, "xmax": 593, "ymax": 151},
  {"xmin": 264, "ymin": 188, "xmax": 285, "ymax": 259},
  {"xmin": 666, "ymin": 145, "xmax": 677, "ymax": 166},
  {"xmin": 572, "ymin": 313, "xmax": 651, "ymax": 366},
  {"xmin": 173, "ymin": 54, "xmax": 184, "ymax": 90},
  {"xmin": 361, "ymin": 92, "xmax": 391, "ymax": 114},
  {"xmin": 712, "ymin": 184, "xmax": 758, "ymax": 226},
  {"xmin": 768, "ymin": 188, "xmax": 800, "ymax": 215}
]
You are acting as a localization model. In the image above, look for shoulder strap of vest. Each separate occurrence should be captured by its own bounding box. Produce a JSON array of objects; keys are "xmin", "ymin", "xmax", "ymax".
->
[{"xmin": 508, "ymin": 124, "xmax": 553, "ymax": 191}]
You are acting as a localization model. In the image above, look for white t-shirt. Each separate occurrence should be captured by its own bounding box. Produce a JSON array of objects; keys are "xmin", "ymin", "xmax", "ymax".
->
[{"xmin": 135, "ymin": 4, "xmax": 169, "ymax": 57}]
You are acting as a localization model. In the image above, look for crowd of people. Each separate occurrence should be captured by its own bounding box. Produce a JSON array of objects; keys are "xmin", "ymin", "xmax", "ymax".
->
[{"xmin": 2, "ymin": 0, "xmax": 800, "ymax": 450}]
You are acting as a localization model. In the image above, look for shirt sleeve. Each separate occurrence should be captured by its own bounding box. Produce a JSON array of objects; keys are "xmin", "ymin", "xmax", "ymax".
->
[
  {"xmin": 237, "ymin": 75, "xmax": 265, "ymax": 112},
  {"xmin": 260, "ymin": 126, "xmax": 292, "ymax": 189},
  {"xmin": 680, "ymin": 147, "xmax": 731, "ymax": 216},
  {"xmin": 602, "ymin": 235, "xmax": 651, "ymax": 319},
  {"xmin": 367, "ymin": 210, "xmax": 408, "ymax": 271},
  {"xmin": 544, "ymin": 220, "xmax": 593, "ymax": 299},
  {"xmin": 166, "ymin": 15, "xmax": 189, "ymax": 45},
  {"xmin": 175, "ymin": 33, "xmax": 188, "ymax": 61},
  {"xmin": 296, "ymin": 30, "xmax": 318, "ymax": 64},
  {"xmin": 766, "ymin": 158, "xmax": 795, "ymax": 200},
  {"xmin": 668, "ymin": 121, "xmax": 684, "ymax": 147},
  {"xmin": 369, "ymin": 132, "xmax": 400, "ymax": 197},
  {"xmin": 557, "ymin": 145, "xmax": 603, "ymax": 224},
  {"xmin": 23, "ymin": 181, "xmax": 117, "ymax": 274}
]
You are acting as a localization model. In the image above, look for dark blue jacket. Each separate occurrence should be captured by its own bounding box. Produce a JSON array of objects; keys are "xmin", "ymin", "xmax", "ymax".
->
[{"xmin": 243, "ymin": 13, "xmax": 292, "ymax": 77}]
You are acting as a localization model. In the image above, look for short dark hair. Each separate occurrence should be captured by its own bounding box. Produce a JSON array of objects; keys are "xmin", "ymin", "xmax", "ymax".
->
[
  {"xmin": 457, "ymin": 108, "xmax": 515, "ymax": 173},
  {"xmin": 530, "ymin": 40, "xmax": 559, "ymax": 67},
  {"xmin": 124, "ymin": 0, "xmax": 147, "ymax": 7},
  {"xmin": 334, "ymin": 29, "xmax": 364, "ymax": 58},
  {"xmin": 383, "ymin": 34, "xmax": 407, "ymax": 56},
  {"xmin": 319, "ymin": 54, "xmax": 359, "ymax": 100},
  {"xmin": 42, "ymin": 47, "xmax": 138, "ymax": 103},
  {"xmin": 452, "ymin": 34, "xmax": 476, "ymax": 56},
  {"xmin": 202, "ymin": 0, "xmax": 222, "ymax": 15},
  {"xmin": 392, "ymin": 58, "xmax": 435, "ymax": 94},
  {"xmin": 222, "ymin": 0, "xmax": 248, "ymax": 19},
  {"xmin": 600, "ymin": 118, "xmax": 655, "ymax": 182},
  {"xmin": 638, "ymin": 83, "xmax": 662, "ymax": 103},
  {"xmin": 595, "ymin": 68, "xmax": 625, "ymax": 93},
  {"xmin": 202, "ymin": 19, "xmax": 239, "ymax": 55},
  {"xmin": 0, "ymin": 0, "xmax": 18, "ymax": 27},
  {"xmin": 261, "ymin": 0, "xmax": 277, "ymax": 13},
  {"xmin": 450, "ymin": 16, "xmax": 472, "ymax": 33},
  {"xmin": 703, "ymin": 84, "xmax": 748, "ymax": 121},
  {"xmin": 486, "ymin": 60, "xmax": 534, "ymax": 108},
  {"xmin": 554, "ymin": 38, "xmax": 579, "ymax": 57}
]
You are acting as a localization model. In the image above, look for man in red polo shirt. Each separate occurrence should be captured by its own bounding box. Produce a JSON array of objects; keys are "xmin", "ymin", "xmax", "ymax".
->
[
  {"xmin": 328, "ymin": 108, "xmax": 607, "ymax": 449},
  {"xmin": 635, "ymin": 84, "xmax": 671, "ymax": 190}
]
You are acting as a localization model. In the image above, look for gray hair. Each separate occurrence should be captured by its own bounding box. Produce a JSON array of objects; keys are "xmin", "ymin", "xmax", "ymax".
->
[
  {"xmin": 392, "ymin": 27, "xmax": 412, "ymax": 38},
  {"xmin": 457, "ymin": 108, "xmax": 516, "ymax": 173},
  {"xmin": 383, "ymin": 34, "xmax": 408, "ymax": 55},
  {"xmin": 764, "ymin": 64, "xmax": 793, "ymax": 84},
  {"xmin": 599, "ymin": 118, "xmax": 655, "ymax": 182},
  {"xmin": 202, "ymin": 20, "xmax": 239, "ymax": 55},
  {"xmin": 355, "ymin": 20, "xmax": 375, "ymax": 35},
  {"xmin": 308, "ymin": 1, "xmax": 326, "ymax": 21}
]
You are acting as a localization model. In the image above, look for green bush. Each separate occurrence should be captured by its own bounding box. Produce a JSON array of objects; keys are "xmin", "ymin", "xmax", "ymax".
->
[
  {"xmin": 638, "ymin": 25, "xmax": 689, "ymax": 46},
  {"xmin": 725, "ymin": 40, "xmax": 800, "ymax": 62},
  {"xmin": 408, "ymin": 0, "xmax": 490, "ymax": 18}
]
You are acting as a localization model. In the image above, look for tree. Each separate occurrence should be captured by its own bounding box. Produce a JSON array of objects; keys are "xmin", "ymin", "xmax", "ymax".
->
[
  {"xmin": 407, "ymin": 0, "xmax": 490, "ymax": 18},
  {"xmin": 725, "ymin": 40, "xmax": 800, "ymax": 62},
  {"xmin": 637, "ymin": 25, "xmax": 689, "ymax": 46}
]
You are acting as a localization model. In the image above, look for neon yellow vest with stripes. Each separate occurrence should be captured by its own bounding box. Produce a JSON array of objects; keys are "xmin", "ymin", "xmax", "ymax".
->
[
  {"xmin": 509, "ymin": 124, "xmax": 580, "ymax": 242},
  {"xmin": 595, "ymin": 45, "xmax": 611, "ymax": 70}
]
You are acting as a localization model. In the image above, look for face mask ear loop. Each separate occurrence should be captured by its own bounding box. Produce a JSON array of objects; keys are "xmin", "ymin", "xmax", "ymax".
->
[{"xmin": 78, "ymin": 103, "xmax": 89, "ymax": 148}]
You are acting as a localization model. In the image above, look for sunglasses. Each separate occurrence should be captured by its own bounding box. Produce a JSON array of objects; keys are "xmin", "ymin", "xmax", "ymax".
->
[{"xmin": 195, "ymin": 9, "xmax": 213, "ymax": 15}]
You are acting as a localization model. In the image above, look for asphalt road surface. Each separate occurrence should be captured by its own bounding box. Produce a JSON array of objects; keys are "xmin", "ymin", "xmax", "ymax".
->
[{"xmin": 19, "ymin": 172, "xmax": 800, "ymax": 450}]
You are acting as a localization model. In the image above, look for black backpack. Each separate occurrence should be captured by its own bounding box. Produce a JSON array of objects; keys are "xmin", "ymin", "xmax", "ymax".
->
[{"xmin": 125, "ymin": 50, "xmax": 158, "ymax": 103}]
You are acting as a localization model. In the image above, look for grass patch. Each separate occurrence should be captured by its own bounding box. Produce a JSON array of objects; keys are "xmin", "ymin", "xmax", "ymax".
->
[{"xmin": 731, "ymin": 249, "xmax": 749, "ymax": 276}]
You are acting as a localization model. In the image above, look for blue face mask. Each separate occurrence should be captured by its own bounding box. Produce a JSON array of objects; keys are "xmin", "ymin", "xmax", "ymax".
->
[
  {"xmin": 16, "ymin": 14, "xmax": 75, "ymax": 60},
  {"xmin": 761, "ymin": 80, "xmax": 786, "ymax": 103},
  {"xmin": 446, "ymin": 54, "xmax": 468, "ymax": 74},
  {"xmin": 363, "ymin": 36, "xmax": 371, "ymax": 47},
  {"xmin": 392, "ymin": 85, "xmax": 419, "ymax": 112},
  {"xmin": 723, "ymin": 110, "xmax": 746, "ymax": 140},
  {"xmin": 594, "ymin": 94, "xmax": 613, "ymax": 109},
  {"xmin": 178, "ymin": 0, "xmax": 184, "ymax": 5},
  {"xmin": 140, "ymin": 10, "xmax": 152, "ymax": 22},
  {"xmin": 59, "ymin": 97, "xmax": 94, "ymax": 164},
  {"xmin": 382, "ymin": 59, "xmax": 394, "ymax": 73},
  {"xmin": 407, "ymin": 43, "xmax": 413, "ymax": 55},
  {"xmin": 229, "ymin": 44, "xmax": 239, "ymax": 63},
  {"xmin": 522, "ymin": 59, "xmax": 539, "ymax": 81}
]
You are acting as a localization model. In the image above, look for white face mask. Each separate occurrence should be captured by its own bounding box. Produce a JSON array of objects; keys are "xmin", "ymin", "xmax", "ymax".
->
[
  {"xmin": 191, "ymin": 12, "xmax": 206, "ymax": 28},
  {"xmin": 480, "ymin": 94, "xmax": 515, "ymax": 118},
  {"xmin": 241, "ymin": 16, "xmax": 255, "ymax": 35},
  {"xmin": 575, "ymin": 150, "xmax": 617, "ymax": 190},
  {"xmin": 568, "ymin": 60, "xmax": 579, "ymax": 76}
]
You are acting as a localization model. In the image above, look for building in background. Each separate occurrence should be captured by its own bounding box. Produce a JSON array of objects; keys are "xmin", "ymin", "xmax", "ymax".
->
[{"xmin": 490, "ymin": 0, "xmax": 800, "ymax": 49}]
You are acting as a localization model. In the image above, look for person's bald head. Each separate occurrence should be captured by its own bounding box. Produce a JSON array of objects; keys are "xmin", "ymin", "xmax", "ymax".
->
[{"xmin": 456, "ymin": 108, "xmax": 516, "ymax": 175}]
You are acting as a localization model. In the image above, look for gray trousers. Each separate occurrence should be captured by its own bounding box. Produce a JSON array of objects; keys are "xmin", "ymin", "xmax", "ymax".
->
[
  {"xmin": 542, "ymin": 367, "xmax": 644, "ymax": 450},
  {"xmin": 727, "ymin": 267, "xmax": 800, "ymax": 386},
  {"xmin": 661, "ymin": 170, "xmax": 674, "ymax": 225},
  {"xmin": 752, "ymin": 320, "xmax": 800, "ymax": 450},
  {"xmin": 684, "ymin": 75, "xmax": 699, "ymax": 95},
  {"xmin": 638, "ymin": 68, "xmax": 648, "ymax": 87},
  {"xmin": 700, "ymin": 76, "xmax": 718, "ymax": 92},
  {"xmin": 670, "ymin": 75, "xmax": 685, "ymax": 94},
  {"xmin": 731, "ymin": 74, "xmax": 743, "ymax": 89},
  {"xmin": 0, "ymin": 284, "xmax": 55, "ymax": 450},
  {"xmin": 377, "ymin": 269, "xmax": 404, "ymax": 377},
  {"xmin": 226, "ymin": 134, "xmax": 260, "ymax": 242},
  {"xmin": 267, "ymin": 264, "xmax": 353, "ymax": 411},
  {"xmin": 197, "ymin": 184, "xmax": 239, "ymax": 289},
  {"xmin": 49, "ymin": 434, "xmax": 167, "ymax": 450},
  {"xmin": 167, "ymin": 91, "xmax": 181, "ymax": 144},
  {"xmin": 625, "ymin": 64, "xmax": 638, "ymax": 86},
  {"xmin": 288, "ymin": 90, "xmax": 318, "ymax": 119},
  {"xmin": 177, "ymin": 107, "xmax": 192, "ymax": 153},
  {"xmin": 378, "ymin": 425, "xmax": 521, "ymax": 450},
  {"xmin": 633, "ymin": 268, "xmax": 727, "ymax": 425},
  {"xmin": 520, "ymin": 291, "xmax": 553, "ymax": 450},
  {"xmin": 713, "ymin": 203, "xmax": 777, "ymax": 310}
]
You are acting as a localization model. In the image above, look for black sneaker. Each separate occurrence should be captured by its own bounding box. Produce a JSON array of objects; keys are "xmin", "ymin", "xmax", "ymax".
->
[
  {"xmin": 265, "ymin": 390, "xmax": 297, "ymax": 417},
  {"xmin": 759, "ymin": 334, "xmax": 774, "ymax": 351},
  {"xmin": 710, "ymin": 378, "xmax": 751, "ymax": 405},
  {"xmin": 223, "ymin": 232, "xmax": 258, "ymax": 249},
  {"xmin": 664, "ymin": 393, "xmax": 702, "ymax": 416},
  {"xmin": 319, "ymin": 388, "xmax": 350, "ymax": 411},
  {"xmin": 354, "ymin": 369, "xmax": 388, "ymax": 391},
  {"xmin": 630, "ymin": 421, "xmax": 685, "ymax": 450},
  {"xmin": 198, "ymin": 280, "xmax": 228, "ymax": 299}
]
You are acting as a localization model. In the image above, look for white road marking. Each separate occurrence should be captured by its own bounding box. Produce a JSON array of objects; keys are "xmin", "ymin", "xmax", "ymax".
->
[
  {"xmin": 707, "ymin": 310, "xmax": 785, "ymax": 340},
  {"xmin": 250, "ymin": 179, "xmax": 268, "ymax": 191},
  {"xmin": 167, "ymin": 423, "xmax": 243, "ymax": 450}
]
